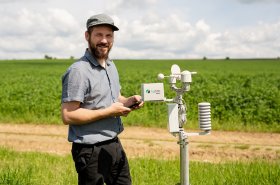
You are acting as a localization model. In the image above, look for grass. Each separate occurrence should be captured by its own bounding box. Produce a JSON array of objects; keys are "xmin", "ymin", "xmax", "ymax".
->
[
  {"xmin": 0, "ymin": 147, "xmax": 279, "ymax": 185},
  {"xmin": 0, "ymin": 147, "xmax": 77, "ymax": 185}
]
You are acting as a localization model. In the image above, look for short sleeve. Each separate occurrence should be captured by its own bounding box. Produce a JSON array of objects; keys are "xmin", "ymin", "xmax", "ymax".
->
[{"xmin": 61, "ymin": 66, "xmax": 88, "ymax": 103}]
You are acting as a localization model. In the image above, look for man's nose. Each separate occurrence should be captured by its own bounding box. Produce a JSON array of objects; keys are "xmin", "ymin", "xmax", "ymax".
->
[{"xmin": 100, "ymin": 37, "xmax": 108, "ymax": 43}]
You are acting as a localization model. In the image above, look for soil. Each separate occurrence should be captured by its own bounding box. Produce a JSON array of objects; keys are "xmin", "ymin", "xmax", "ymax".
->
[{"xmin": 0, "ymin": 123, "xmax": 279, "ymax": 162}]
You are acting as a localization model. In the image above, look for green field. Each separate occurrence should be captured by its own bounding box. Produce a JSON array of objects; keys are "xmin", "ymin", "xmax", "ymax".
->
[
  {"xmin": 0, "ymin": 59, "xmax": 279, "ymax": 185},
  {"xmin": 0, "ymin": 59, "xmax": 279, "ymax": 132},
  {"xmin": 0, "ymin": 147, "xmax": 279, "ymax": 185}
]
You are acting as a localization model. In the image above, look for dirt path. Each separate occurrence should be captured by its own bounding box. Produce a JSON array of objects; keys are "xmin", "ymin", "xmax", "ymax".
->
[{"xmin": 0, "ymin": 123, "xmax": 279, "ymax": 162}]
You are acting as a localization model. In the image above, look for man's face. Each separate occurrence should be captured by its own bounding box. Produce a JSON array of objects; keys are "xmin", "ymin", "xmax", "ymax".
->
[{"xmin": 87, "ymin": 25, "xmax": 114, "ymax": 60}]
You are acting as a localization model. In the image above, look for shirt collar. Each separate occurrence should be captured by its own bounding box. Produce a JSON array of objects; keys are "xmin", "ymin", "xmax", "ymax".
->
[{"xmin": 84, "ymin": 49, "xmax": 112, "ymax": 67}]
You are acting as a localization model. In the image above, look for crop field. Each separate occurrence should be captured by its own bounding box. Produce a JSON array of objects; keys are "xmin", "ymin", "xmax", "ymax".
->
[
  {"xmin": 0, "ymin": 59, "xmax": 279, "ymax": 185},
  {"xmin": 0, "ymin": 59, "xmax": 279, "ymax": 132}
]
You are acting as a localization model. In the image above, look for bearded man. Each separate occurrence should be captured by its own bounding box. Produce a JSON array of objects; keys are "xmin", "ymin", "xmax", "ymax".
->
[{"xmin": 61, "ymin": 14, "xmax": 143, "ymax": 185}]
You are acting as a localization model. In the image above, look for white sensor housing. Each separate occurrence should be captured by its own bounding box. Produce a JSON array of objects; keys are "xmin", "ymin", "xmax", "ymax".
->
[
  {"xmin": 198, "ymin": 102, "xmax": 211, "ymax": 131},
  {"xmin": 168, "ymin": 103, "xmax": 180, "ymax": 133}
]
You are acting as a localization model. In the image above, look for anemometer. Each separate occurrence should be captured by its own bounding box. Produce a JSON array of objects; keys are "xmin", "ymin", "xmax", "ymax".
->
[{"xmin": 141, "ymin": 64, "xmax": 211, "ymax": 185}]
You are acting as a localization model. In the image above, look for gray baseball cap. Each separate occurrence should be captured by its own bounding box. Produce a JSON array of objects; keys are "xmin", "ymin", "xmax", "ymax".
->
[{"xmin": 86, "ymin": 14, "xmax": 119, "ymax": 31}]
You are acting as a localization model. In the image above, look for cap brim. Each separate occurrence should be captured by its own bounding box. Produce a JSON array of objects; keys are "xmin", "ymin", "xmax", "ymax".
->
[{"xmin": 87, "ymin": 23, "xmax": 119, "ymax": 31}]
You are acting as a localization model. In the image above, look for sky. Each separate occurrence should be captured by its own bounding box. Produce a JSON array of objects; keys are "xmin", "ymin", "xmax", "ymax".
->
[{"xmin": 0, "ymin": 0, "xmax": 280, "ymax": 60}]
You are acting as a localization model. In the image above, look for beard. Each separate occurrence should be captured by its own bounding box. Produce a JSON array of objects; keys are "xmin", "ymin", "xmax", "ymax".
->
[{"xmin": 88, "ymin": 39, "xmax": 112, "ymax": 60}]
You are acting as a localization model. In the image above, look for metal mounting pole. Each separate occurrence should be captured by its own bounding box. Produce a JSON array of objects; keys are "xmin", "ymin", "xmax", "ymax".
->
[
  {"xmin": 179, "ymin": 129, "xmax": 189, "ymax": 185},
  {"xmin": 174, "ymin": 92, "xmax": 189, "ymax": 185}
]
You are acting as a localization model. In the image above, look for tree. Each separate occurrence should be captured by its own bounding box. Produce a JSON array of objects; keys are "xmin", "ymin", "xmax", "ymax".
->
[{"xmin": 44, "ymin": 55, "xmax": 52, "ymax": 60}]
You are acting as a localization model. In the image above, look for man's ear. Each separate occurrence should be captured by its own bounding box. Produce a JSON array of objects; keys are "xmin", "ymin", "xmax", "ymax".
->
[{"xmin": 85, "ymin": 31, "xmax": 89, "ymax": 41}]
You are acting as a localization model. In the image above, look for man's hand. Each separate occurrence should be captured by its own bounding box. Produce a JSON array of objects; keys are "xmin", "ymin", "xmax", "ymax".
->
[
  {"xmin": 108, "ymin": 102, "xmax": 131, "ymax": 117},
  {"xmin": 118, "ymin": 95, "xmax": 144, "ymax": 110},
  {"xmin": 127, "ymin": 95, "xmax": 144, "ymax": 110}
]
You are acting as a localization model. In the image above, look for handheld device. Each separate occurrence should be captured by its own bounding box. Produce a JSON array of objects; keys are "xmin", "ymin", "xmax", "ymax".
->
[{"xmin": 129, "ymin": 100, "xmax": 143, "ymax": 108}]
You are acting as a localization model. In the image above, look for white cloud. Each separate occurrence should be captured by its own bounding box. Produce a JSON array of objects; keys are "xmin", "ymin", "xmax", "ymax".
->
[
  {"xmin": 237, "ymin": 0, "xmax": 280, "ymax": 4},
  {"xmin": 0, "ymin": 0, "xmax": 279, "ymax": 59},
  {"xmin": 195, "ymin": 21, "xmax": 280, "ymax": 58},
  {"xmin": 6, "ymin": 8, "xmax": 80, "ymax": 36},
  {"xmin": 106, "ymin": 0, "xmax": 159, "ymax": 12},
  {"xmin": 0, "ymin": 0, "xmax": 43, "ymax": 3},
  {"xmin": 113, "ymin": 11, "xmax": 280, "ymax": 59},
  {"xmin": 195, "ymin": 20, "xmax": 210, "ymax": 33},
  {"xmin": 0, "ymin": 8, "xmax": 85, "ymax": 59},
  {"xmin": 116, "ymin": 13, "xmax": 195, "ymax": 52}
]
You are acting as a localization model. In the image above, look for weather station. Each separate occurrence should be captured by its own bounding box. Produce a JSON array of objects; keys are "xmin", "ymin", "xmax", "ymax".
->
[{"xmin": 141, "ymin": 64, "xmax": 212, "ymax": 185}]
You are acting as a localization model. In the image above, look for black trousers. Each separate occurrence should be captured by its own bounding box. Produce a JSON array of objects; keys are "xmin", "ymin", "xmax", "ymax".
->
[{"xmin": 71, "ymin": 138, "xmax": 132, "ymax": 185}]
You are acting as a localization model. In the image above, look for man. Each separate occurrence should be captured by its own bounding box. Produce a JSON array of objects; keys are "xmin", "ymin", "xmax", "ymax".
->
[{"xmin": 61, "ymin": 13, "xmax": 143, "ymax": 185}]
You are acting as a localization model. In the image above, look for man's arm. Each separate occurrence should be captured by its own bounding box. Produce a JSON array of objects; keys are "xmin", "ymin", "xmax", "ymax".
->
[{"xmin": 61, "ymin": 101, "xmax": 131, "ymax": 125}]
